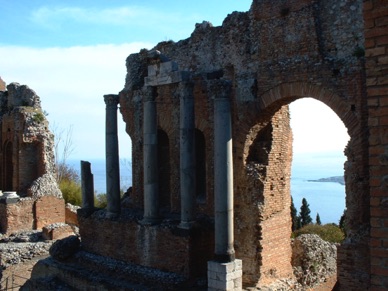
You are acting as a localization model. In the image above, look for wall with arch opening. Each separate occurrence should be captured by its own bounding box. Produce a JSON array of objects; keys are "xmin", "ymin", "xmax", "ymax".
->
[{"xmin": 78, "ymin": 0, "xmax": 388, "ymax": 288}]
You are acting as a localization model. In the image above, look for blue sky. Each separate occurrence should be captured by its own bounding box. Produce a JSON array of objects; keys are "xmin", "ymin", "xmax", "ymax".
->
[{"xmin": 0, "ymin": 0, "xmax": 349, "ymax": 160}]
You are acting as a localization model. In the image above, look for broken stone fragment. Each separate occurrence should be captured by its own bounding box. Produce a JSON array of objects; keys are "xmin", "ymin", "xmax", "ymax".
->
[{"xmin": 49, "ymin": 235, "xmax": 80, "ymax": 261}]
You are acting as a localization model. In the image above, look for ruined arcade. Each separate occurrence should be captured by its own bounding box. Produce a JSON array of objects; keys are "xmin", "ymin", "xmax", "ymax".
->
[
  {"xmin": 25, "ymin": 0, "xmax": 388, "ymax": 290},
  {"xmin": 0, "ymin": 82, "xmax": 66, "ymax": 235}
]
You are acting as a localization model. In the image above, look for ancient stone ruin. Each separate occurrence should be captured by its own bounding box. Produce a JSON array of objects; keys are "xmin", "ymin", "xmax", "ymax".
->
[
  {"xmin": 0, "ymin": 82, "xmax": 66, "ymax": 234},
  {"xmin": 24, "ymin": 0, "xmax": 388, "ymax": 290}
]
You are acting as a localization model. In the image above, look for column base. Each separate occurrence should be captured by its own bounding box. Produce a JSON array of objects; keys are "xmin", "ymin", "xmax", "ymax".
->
[
  {"xmin": 140, "ymin": 217, "xmax": 161, "ymax": 225},
  {"xmin": 178, "ymin": 221, "xmax": 195, "ymax": 229},
  {"xmin": 208, "ymin": 259, "xmax": 242, "ymax": 291},
  {"xmin": 106, "ymin": 211, "xmax": 120, "ymax": 219}
]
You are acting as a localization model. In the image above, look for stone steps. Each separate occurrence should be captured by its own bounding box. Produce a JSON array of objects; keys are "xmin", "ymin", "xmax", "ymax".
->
[{"xmin": 23, "ymin": 250, "xmax": 190, "ymax": 290}]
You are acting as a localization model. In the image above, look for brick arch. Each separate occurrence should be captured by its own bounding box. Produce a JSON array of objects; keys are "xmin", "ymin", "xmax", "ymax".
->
[
  {"xmin": 260, "ymin": 82, "xmax": 357, "ymax": 135},
  {"xmin": 235, "ymin": 81, "xmax": 367, "ymax": 287}
]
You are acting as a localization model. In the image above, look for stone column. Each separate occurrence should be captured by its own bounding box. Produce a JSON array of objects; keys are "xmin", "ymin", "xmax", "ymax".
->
[
  {"xmin": 179, "ymin": 82, "xmax": 195, "ymax": 229},
  {"xmin": 214, "ymin": 86, "xmax": 235, "ymax": 262},
  {"xmin": 81, "ymin": 160, "xmax": 94, "ymax": 209},
  {"xmin": 104, "ymin": 94, "xmax": 121, "ymax": 218},
  {"xmin": 208, "ymin": 82, "xmax": 241, "ymax": 291},
  {"xmin": 142, "ymin": 87, "xmax": 159, "ymax": 224}
]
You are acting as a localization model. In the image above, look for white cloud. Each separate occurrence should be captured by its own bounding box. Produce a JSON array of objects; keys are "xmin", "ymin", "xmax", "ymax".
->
[
  {"xmin": 0, "ymin": 42, "xmax": 153, "ymax": 160},
  {"xmin": 289, "ymin": 98, "xmax": 350, "ymax": 154},
  {"xmin": 30, "ymin": 5, "xmax": 199, "ymax": 29}
]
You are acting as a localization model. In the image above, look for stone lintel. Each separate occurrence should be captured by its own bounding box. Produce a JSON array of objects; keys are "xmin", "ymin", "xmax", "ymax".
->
[
  {"xmin": 160, "ymin": 61, "xmax": 179, "ymax": 74},
  {"xmin": 145, "ymin": 71, "xmax": 190, "ymax": 86},
  {"xmin": 147, "ymin": 61, "xmax": 179, "ymax": 77},
  {"xmin": 208, "ymin": 259, "xmax": 242, "ymax": 291}
]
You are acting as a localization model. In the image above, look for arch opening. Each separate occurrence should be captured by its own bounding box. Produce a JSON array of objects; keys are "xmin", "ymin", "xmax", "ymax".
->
[
  {"xmin": 195, "ymin": 129, "xmax": 207, "ymax": 203},
  {"xmin": 237, "ymin": 95, "xmax": 351, "ymax": 288},
  {"xmin": 157, "ymin": 129, "xmax": 171, "ymax": 211}
]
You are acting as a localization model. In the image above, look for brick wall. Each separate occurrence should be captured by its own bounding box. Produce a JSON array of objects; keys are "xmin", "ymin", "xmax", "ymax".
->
[
  {"xmin": 116, "ymin": 0, "xmax": 372, "ymax": 287},
  {"xmin": 78, "ymin": 210, "xmax": 214, "ymax": 278},
  {"xmin": 35, "ymin": 196, "xmax": 65, "ymax": 229},
  {"xmin": 0, "ymin": 199, "xmax": 34, "ymax": 234},
  {"xmin": 364, "ymin": 0, "xmax": 388, "ymax": 289}
]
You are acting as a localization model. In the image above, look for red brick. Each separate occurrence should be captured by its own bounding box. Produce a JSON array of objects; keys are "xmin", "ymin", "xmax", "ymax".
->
[
  {"xmin": 376, "ymin": 16, "xmax": 388, "ymax": 27},
  {"xmin": 371, "ymin": 197, "xmax": 381, "ymax": 206},
  {"xmin": 368, "ymin": 87, "xmax": 388, "ymax": 97},
  {"xmin": 371, "ymin": 207, "xmax": 388, "ymax": 217},
  {"xmin": 371, "ymin": 248, "xmax": 388, "ymax": 258},
  {"xmin": 35, "ymin": 196, "xmax": 66, "ymax": 229},
  {"xmin": 364, "ymin": 7, "xmax": 388, "ymax": 20},
  {"xmin": 377, "ymin": 35, "xmax": 388, "ymax": 45},
  {"xmin": 371, "ymin": 265, "xmax": 388, "ymax": 276},
  {"xmin": 378, "ymin": 55, "xmax": 388, "ymax": 65},
  {"xmin": 364, "ymin": 1, "xmax": 374, "ymax": 11},
  {"xmin": 366, "ymin": 46, "xmax": 386, "ymax": 57},
  {"xmin": 381, "ymin": 116, "xmax": 388, "ymax": 126},
  {"xmin": 364, "ymin": 19, "xmax": 375, "ymax": 29},
  {"xmin": 378, "ymin": 76, "xmax": 388, "ymax": 85},
  {"xmin": 366, "ymin": 27, "xmax": 388, "ymax": 38}
]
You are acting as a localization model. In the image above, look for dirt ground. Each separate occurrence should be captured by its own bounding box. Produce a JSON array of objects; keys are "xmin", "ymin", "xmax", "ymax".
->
[{"xmin": 1, "ymin": 255, "xmax": 49, "ymax": 290}]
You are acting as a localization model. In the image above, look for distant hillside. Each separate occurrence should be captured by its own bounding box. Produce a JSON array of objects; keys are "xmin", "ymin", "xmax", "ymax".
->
[{"xmin": 308, "ymin": 176, "xmax": 345, "ymax": 185}]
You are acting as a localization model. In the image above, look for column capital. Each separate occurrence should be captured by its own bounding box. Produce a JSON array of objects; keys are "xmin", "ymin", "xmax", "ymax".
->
[
  {"xmin": 209, "ymin": 79, "xmax": 232, "ymax": 100},
  {"xmin": 104, "ymin": 94, "xmax": 119, "ymax": 106},
  {"xmin": 143, "ymin": 86, "xmax": 156, "ymax": 102},
  {"xmin": 179, "ymin": 81, "xmax": 194, "ymax": 100}
]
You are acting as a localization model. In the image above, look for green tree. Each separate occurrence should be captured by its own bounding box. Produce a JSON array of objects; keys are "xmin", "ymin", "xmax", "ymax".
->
[
  {"xmin": 339, "ymin": 209, "xmax": 347, "ymax": 235},
  {"xmin": 300, "ymin": 198, "xmax": 312, "ymax": 227},
  {"xmin": 316, "ymin": 213, "xmax": 322, "ymax": 225},
  {"xmin": 291, "ymin": 197, "xmax": 299, "ymax": 231},
  {"xmin": 52, "ymin": 124, "xmax": 82, "ymax": 206}
]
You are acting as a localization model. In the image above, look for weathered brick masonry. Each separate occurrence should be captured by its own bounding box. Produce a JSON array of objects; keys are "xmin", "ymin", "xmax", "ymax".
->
[
  {"xmin": 0, "ymin": 82, "xmax": 66, "ymax": 234},
  {"xmin": 75, "ymin": 0, "xmax": 386, "ymax": 289},
  {"xmin": 364, "ymin": 0, "xmax": 388, "ymax": 290}
]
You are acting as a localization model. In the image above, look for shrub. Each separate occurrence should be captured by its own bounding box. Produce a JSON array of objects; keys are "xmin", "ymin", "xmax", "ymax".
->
[
  {"xmin": 60, "ymin": 179, "xmax": 82, "ymax": 206},
  {"xmin": 293, "ymin": 223, "xmax": 345, "ymax": 243},
  {"xmin": 33, "ymin": 112, "xmax": 45, "ymax": 123},
  {"xmin": 95, "ymin": 193, "xmax": 107, "ymax": 208}
]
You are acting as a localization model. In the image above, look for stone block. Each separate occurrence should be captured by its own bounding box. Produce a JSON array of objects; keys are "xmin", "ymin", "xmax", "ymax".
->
[
  {"xmin": 160, "ymin": 61, "xmax": 178, "ymax": 74},
  {"xmin": 208, "ymin": 260, "xmax": 243, "ymax": 291},
  {"xmin": 65, "ymin": 203, "xmax": 80, "ymax": 226},
  {"xmin": 42, "ymin": 223, "xmax": 74, "ymax": 240},
  {"xmin": 148, "ymin": 64, "xmax": 159, "ymax": 76},
  {"xmin": 144, "ymin": 71, "xmax": 190, "ymax": 86}
]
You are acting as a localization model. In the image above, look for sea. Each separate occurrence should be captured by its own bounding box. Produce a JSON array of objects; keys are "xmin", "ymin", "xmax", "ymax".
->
[{"xmin": 68, "ymin": 151, "xmax": 346, "ymax": 225}]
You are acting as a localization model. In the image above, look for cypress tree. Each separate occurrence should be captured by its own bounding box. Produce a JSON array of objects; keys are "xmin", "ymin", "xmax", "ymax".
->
[
  {"xmin": 300, "ymin": 198, "xmax": 312, "ymax": 227},
  {"xmin": 339, "ymin": 209, "xmax": 347, "ymax": 235},
  {"xmin": 316, "ymin": 213, "xmax": 322, "ymax": 225},
  {"xmin": 291, "ymin": 197, "xmax": 299, "ymax": 231}
]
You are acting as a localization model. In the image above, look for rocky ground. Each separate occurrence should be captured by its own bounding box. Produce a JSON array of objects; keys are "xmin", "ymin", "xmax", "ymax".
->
[
  {"xmin": 1, "ymin": 231, "xmax": 337, "ymax": 290},
  {"xmin": 0, "ymin": 230, "xmax": 60, "ymax": 290}
]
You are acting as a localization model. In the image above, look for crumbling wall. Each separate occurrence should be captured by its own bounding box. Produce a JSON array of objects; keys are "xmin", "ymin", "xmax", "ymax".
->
[
  {"xmin": 0, "ymin": 198, "xmax": 34, "ymax": 234},
  {"xmin": 0, "ymin": 82, "xmax": 64, "ymax": 234},
  {"xmin": 0, "ymin": 82, "xmax": 59, "ymax": 197},
  {"xmin": 78, "ymin": 210, "xmax": 214, "ymax": 279},
  {"xmin": 82, "ymin": 0, "xmax": 370, "ymax": 288},
  {"xmin": 363, "ymin": 0, "xmax": 388, "ymax": 289}
]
